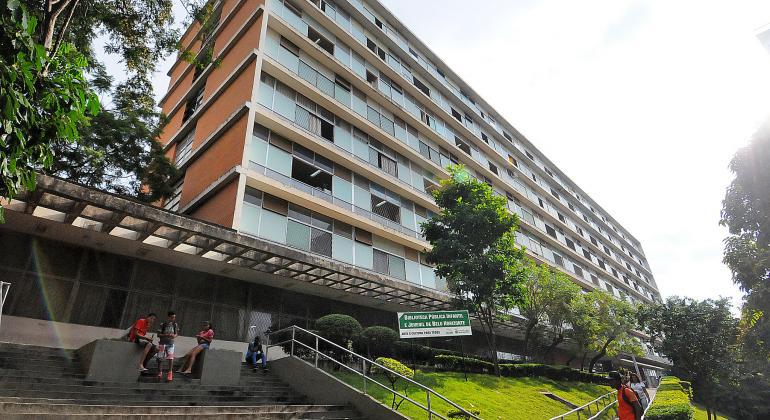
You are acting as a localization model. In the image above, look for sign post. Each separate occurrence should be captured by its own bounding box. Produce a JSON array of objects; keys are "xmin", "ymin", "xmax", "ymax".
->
[{"xmin": 397, "ymin": 310, "xmax": 472, "ymax": 339}]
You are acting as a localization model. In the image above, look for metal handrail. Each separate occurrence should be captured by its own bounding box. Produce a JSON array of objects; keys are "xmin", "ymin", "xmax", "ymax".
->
[
  {"xmin": 266, "ymin": 325, "xmax": 480, "ymax": 420},
  {"xmin": 549, "ymin": 391, "xmax": 617, "ymax": 420}
]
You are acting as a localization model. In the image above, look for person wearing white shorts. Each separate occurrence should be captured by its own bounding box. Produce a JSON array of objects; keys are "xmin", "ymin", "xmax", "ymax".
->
[{"xmin": 156, "ymin": 312, "xmax": 179, "ymax": 382}]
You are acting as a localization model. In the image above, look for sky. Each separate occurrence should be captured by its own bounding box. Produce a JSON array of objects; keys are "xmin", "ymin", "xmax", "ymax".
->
[{"xmin": 139, "ymin": 0, "xmax": 770, "ymax": 310}]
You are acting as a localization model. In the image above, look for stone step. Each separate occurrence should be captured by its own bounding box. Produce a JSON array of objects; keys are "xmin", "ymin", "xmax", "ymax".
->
[
  {"xmin": 0, "ymin": 342, "xmax": 77, "ymax": 354},
  {"xmin": 0, "ymin": 401, "xmax": 356, "ymax": 415},
  {"xmin": 0, "ymin": 351, "xmax": 81, "ymax": 363},
  {"xmin": 0, "ymin": 360, "xmax": 84, "ymax": 373},
  {"xmin": 0, "ymin": 373, "xmax": 287, "ymax": 389},
  {"xmin": 1, "ymin": 413, "xmax": 363, "ymax": 420},
  {"xmin": 0, "ymin": 382, "xmax": 297, "ymax": 397},
  {"xmin": 0, "ymin": 390, "xmax": 307, "ymax": 403},
  {"xmin": 0, "ymin": 396, "xmax": 311, "ymax": 407}
]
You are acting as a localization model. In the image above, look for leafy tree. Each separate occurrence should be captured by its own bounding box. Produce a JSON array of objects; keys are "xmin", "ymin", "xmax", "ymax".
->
[
  {"xmin": 315, "ymin": 314, "xmax": 362, "ymax": 348},
  {"xmin": 2, "ymin": 0, "xmax": 223, "ymax": 211},
  {"xmin": 721, "ymin": 119, "xmax": 770, "ymax": 363},
  {"xmin": 422, "ymin": 165, "xmax": 529, "ymax": 376},
  {"xmin": 518, "ymin": 260, "xmax": 580, "ymax": 362},
  {"xmin": 0, "ymin": 1, "xmax": 99, "ymax": 222},
  {"xmin": 566, "ymin": 292, "xmax": 600, "ymax": 370},
  {"xmin": 637, "ymin": 297, "xmax": 738, "ymax": 419},
  {"xmin": 586, "ymin": 290, "xmax": 641, "ymax": 373},
  {"xmin": 357, "ymin": 326, "xmax": 398, "ymax": 359},
  {"xmin": 374, "ymin": 357, "xmax": 414, "ymax": 410}
]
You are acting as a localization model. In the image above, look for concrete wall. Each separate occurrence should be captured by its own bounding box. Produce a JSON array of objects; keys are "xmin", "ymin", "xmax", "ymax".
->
[
  {"xmin": 0, "ymin": 315, "xmax": 250, "ymax": 356},
  {"xmin": 271, "ymin": 356, "xmax": 406, "ymax": 420}
]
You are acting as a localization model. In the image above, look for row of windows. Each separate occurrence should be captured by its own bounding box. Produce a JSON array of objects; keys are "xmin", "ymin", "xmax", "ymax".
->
[
  {"xmin": 271, "ymin": 0, "xmax": 652, "ymax": 273},
  {"xmin": 240, "ymin": 187, "xmax": 443, "ymax": 289},
  {"xmin": 262, "ymin": 22, "xmax": 655, "ymax": 292},
  {"xmin": 248, "ymin": 123, "xmax": 435, "ymax": 236}
]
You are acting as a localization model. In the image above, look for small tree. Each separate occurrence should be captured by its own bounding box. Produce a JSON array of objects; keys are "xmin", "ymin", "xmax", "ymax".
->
[
  {"xmin": 358, "ymin": 326, "xmax": 398, "ymax": 359},
  {"xmin": 638, "ymin": 297, "xmax": 738, "ymax": 419},
  {"xmin": 586, "ymin": 290, "xmax": 641, "ymax": 373},
  {"xmin": 423, "ymin": 165, "xmax": 529, "ymax": 376},
  {"xmin": 518, "ymin": 261, "xmax": 580, "ymax": 361},
  {"xmin": 315, "ymin": 314, "xmax": 362, "ymax": 348},
  {"xmin": 566, "ymin": 292, "xmax": 600, "ymax": 370},
  {"xmin": 374, "ymin": 357, "xmax": 414, "ymax": 410}
]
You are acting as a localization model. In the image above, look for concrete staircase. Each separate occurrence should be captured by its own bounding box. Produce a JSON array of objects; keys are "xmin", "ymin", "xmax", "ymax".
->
[{"xmin": 0, "ymin": 342, "xmax": 361, "ymax": 419}]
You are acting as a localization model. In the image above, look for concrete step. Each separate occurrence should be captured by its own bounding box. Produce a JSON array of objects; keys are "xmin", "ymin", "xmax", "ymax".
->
[
  {"xmin": 0, "ymin": 382, "xmax": 297, "ymax": 397},
  {"xmin": 0, "ymin": 396, "xmax": 311, "ymax": 407},
  {"xmin": 0, "ymin": 342, "xmax": 77, "ymax": 354},
  {"xmin": 0, "ymin": 390, "xmax": 307, "ymax": 403},
  {"xmin": 0, "ymin": 401, "xmax": 357, "ymax": 415},
  {"xmin": 0, "ymin": 373, "xmax": 288, "ymax": 389},
  {"xmin": 1, "ymin": 413, "xmax": 363, "ymax": 420},
  {"xmin": 0, "ymin": 360, "xmax": 84, "ymax": 373},
  {"xmin": 0, "ymin": 351, "xmax": 81, "ymax": 363}
]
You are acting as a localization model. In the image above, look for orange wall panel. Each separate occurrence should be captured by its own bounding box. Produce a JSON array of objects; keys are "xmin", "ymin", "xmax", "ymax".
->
[
  {"xmin": 180, "ymin": 114, "xmax": 248, "ymax": 209},
  {"xmin": 158, "ymin": 107, "xmax": 186, "ymax": 147},
  {"xmin": 207, "ymin": 14, "xmax": 263, "ymax": 91},
  {"xmin": 194, "ymin": 60, "xmax": 256, "ymax": 149},
  {"xmin": 161, "ymin": 70, "xmax": 194, "ymax": 117},
  {"xmin": 189, "ymin": 179, "xmax": 239, "ymax": 228}
]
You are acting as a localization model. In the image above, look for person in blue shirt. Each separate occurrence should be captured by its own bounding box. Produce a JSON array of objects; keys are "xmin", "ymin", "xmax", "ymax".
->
[{"xmin": 246, "ymin": 335, "xmax": 267, "ymax": 372}]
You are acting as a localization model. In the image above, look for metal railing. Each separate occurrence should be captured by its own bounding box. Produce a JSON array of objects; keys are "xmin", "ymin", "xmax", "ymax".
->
[
  {"xmin": 266, "ymin": 325, "xmax": 480, "ymax": 420},
  {"xmin": 0, "ymin": 281, "xmax": 10, "ymax": 330},
  {"xmin": 549, "ymin": 391, "xmax": 617, "ymax": 420}
]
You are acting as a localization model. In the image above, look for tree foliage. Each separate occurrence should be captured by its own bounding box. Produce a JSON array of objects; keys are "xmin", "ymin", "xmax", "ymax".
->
[
  {"xmin": 566, "ymin": 291, "xmax": 601, "ymax": 370},
  {"xmin": 0, "ymin": 1, "xmax": 99, "ymax": 221},
  {"xmin": 585, "ymin": 290, "xmax": 641, "ymax": 372},
  {"xmin": 637, "ymin": 297, "xmax": 738, "ymax": 418},
  {"xmin": 357, "ymin": 326, "xmax": 398, "ymax": 359},
  {"xmin": 422, "ymin": 165, "xmax": 529, "ymax": 376},
  {"xmin": 721, "ymin": 119, "xmax": 770, "ymax": 363},
  {"xmin": 518, "ymin": 261, "xmax": 580, "ymax": 361},
  {"xmin": 315, "ymin": 314, "xmax": 362, "ymax": 348}
]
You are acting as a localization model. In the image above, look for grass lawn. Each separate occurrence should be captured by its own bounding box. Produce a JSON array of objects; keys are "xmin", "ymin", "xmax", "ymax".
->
[
  {"xmin": 692, "ymin": 402, "xmax": 732, "ymax": 420},
  {"xmin": 330, "ymin": 369, "xmax": 611, "ymax": 419}
]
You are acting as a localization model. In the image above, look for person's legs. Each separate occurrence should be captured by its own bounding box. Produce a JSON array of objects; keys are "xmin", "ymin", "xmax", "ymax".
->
[
  {"xmin": 138, "ymin": 341, "xmax": 152, "ymax": 369},
  {"xmin": 181, "ymin": 346, "xmax": 202, "ymax": 374},
  {"xmin": 246, "ymin": 351, "xmax": 256, "ymax": 366},
  {"xmin": 258, "ymin": 353, "xmax": 267, "ymax": 369}
]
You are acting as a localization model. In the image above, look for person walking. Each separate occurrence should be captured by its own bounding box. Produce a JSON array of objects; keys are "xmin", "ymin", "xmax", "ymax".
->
[
  {"xmin": 629, "ymin": 372, "xmax": 651, "ymax": 409},
  {"xmin": 178, "ymin": 321, "xmax": 214, "ymax": 374},
  {"xmin": 155, "ymin": 311, "xmax": 179, "ymax": 382},
  {"xmin": 608, "ymin": 371, "xmax": 643, "ymax": 420}
]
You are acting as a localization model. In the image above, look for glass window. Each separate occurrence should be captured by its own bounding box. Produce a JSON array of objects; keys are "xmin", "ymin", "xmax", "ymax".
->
[{"xmin": 259, "ymin": 210, "xmax": 287, "ymax": 243}]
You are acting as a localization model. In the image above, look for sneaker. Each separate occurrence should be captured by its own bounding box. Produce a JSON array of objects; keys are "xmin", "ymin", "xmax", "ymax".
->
[
  {"xmin": 166, "ymin": 372, "xmax": 173, "ymax": 382},
  {"xmin": 138, "ymin": 366, "xmax": 148, "ymax": 372},
  {"xmin": 157, "ymin": 370, "xmax": 163, "ymax": 379}
]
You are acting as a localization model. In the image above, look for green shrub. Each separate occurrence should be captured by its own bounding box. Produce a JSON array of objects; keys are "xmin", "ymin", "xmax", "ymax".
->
[
  {"xmin": 374, "ymin": 357, "xmax": 415, "ymax": 410},
  {"xmin": 315, "ymin": 314, "xmax": 362, "ymax": 347},
  {"xmin": 434, "ymin": 355, "xmax": 494, "ymax": 373},
  {"xmin": 356, "ymin": 326, "xmax": 398, "ymax": 358},
  {"xmin": 447, "ymin": 409, "xmax": 481, "ymax": 418},
  {"xmin": 645, "ymin": 376, "xmax": 694, "ymax": 420}
]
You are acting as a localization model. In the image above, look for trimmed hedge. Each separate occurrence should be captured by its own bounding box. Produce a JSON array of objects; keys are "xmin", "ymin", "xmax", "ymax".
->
[
  {"xmin": 432, "ymin": 355, "xmax": 607, "ymax": 384},
  {"xmin": 645, "ymin": 376, "xmax": 694, "ymax": 420}
]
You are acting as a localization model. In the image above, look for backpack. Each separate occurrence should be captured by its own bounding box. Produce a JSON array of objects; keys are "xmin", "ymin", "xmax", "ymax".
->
[{"xmin": 620, "ymin": 385, "xmax": 643, "ymax": 413}]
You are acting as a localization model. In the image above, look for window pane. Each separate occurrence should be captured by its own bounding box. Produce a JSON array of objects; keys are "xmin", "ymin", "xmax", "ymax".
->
[
  {"xmin": 286, "ymin": 220, "xmax": 311, "ymax": 251},
  {"xmin": 388, "ymin": 254, "xmax": 406, "ymax": 280},
  {"xmin": 259, "ymin": 210, "xmax": 287, "ymax": 243},
  {"xmin": 310, "ymin": 228, "xmax": 332, "ymax": 256}
]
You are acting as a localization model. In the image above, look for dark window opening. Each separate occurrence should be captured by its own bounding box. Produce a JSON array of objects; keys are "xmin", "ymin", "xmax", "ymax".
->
[
  {"xmin": 481, "ymin": 132, "xmax": 489, "ymax": 142},
  {"xmin": 553, "ymin": 253, "xmax": 564, "ymax": 267},
  {"xmin": 574, "ymin": 265, "xmax": 583, "ymax": 277},
  {"xmin": 292, "ymin": 158, "xmax": 332, "ymax": 193},
  {"xmin": 545, "ymin": 225, "xmax": 557, "ymax": 238},
  {"xmin": 182, "ymin": 85, "xmax": 205, "ymax": 123},
  {"xmin": 503, "ymin": 131, "xmax": 513, "ymax": 141},
  {"xmin": 455, "ymin": 137, "xmax": 471, "ymax": 155},
  {"xmin": 558, "ymin": 213, "xmax": 566, "ymax": 223},
  {"xmin": 525, "ymin": 151, "xmax": 534, "ymax": 160},
  {"xmin": 451, "ymin": 108, "xmax": 462, "ymax": 122},
  {"xmin": 308, "ymin": 26, "xmax": 334, "ymax": 55},
  {"xmin": 591, "ymin": 275, "xmax": 599, "ymax": 285},
  {"xmin": 550, "ymin": 188, "xmax": 559, "ymax": 199},
  {"xmin": 371, "ymin": 196, "xmax": 400, "ymax": 223},
  {"xmin": 413, "ymin": 77, "xmax": 430, "ymax": 96},
  {"xmin": 566, "ymin": 238, "xmax": 575, "ymax": 250},
  {"xmin": 408, "ymin": 47, "xmax": 418, "ymax": 57},
  {"xmin": 488, "ymin": 162, "xmax": 498, "ymax": 176},
  {"xmin": 583, "ymin": 249, "xmax": 592, "ymax": 260}
]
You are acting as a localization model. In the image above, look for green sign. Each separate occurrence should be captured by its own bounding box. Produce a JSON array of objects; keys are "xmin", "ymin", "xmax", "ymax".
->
[{"xmin": 397, "ymin": 310, "xmax": 472, "ymax": 338}]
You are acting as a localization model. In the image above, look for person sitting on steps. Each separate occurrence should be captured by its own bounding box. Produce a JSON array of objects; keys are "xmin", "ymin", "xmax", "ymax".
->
[
  {"xmin": 129, "ymin": 313, "xmax": 157, "ymax": 372},
  {"xmin": 246, "ymin": 335, "xmax": 267, "ymax": 372},
  {"xmin": 177, "ymin": 321, "xmax": 214, "ymax": 374}
]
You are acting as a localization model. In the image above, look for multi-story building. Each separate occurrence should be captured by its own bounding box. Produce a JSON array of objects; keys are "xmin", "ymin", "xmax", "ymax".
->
[
  {"xmin": 0, "ymin": 0, "xmax": 662, "ymax": 370},
  {"xmin": 158, "ymin": 0, "xmax": 660, "ymax": 306}
]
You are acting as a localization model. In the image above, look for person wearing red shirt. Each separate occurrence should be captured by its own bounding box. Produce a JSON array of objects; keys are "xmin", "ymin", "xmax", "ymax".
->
[
  {"xmin": 178, "ymin": 321, "xmax": 214, "ymax": 374},
  {"xmin": 608, "ymin": 371, "xmax": 643, "ymax": 420},
  {"xmin": 129, "ymin": 313, "xmax": 157, "ymax": 371}
]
